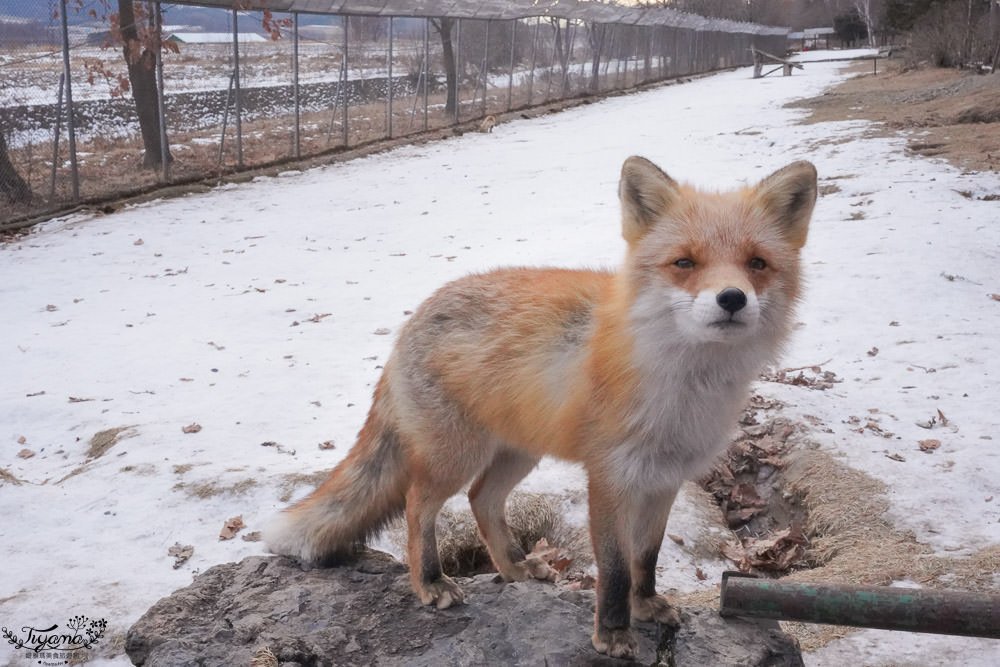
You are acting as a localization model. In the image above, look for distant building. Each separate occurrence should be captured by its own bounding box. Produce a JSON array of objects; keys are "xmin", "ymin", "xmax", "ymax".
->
[
  {"xmin": 787, "ymin": 27, "xmax": 836, "ymax": 51},
  {"xmin": 297, "ymin": 24, "xmax": 345, "ymax": 42},
  {"xmin": 167, "ymin": 32, "xmax": 268, "ymax": 44}
]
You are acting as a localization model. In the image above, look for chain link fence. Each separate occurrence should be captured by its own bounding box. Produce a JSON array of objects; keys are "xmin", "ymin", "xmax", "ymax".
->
[{"xmin": 0, "ymin": 1, "xmax": 788, "ymax": 228}]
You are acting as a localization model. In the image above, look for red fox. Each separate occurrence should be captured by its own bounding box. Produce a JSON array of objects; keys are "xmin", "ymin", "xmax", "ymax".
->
[{"xmin": 266, "ymin": 155, "xmax": 817, "ymax": 658}]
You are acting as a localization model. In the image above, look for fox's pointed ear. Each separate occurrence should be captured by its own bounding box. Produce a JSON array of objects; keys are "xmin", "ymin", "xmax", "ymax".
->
[
  {"xmin": 753, "ymin": 161, "xmax": 817, "ymax": 249},
  {"xmin": 619, "ymin": 156, "xmax": 680, "ymax": 244}
]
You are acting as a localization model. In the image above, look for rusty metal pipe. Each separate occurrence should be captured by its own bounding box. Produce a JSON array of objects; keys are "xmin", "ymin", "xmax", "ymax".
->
[{"xmin": 720, "ymin": 572, "xmax": 1000, "ymax": 639}]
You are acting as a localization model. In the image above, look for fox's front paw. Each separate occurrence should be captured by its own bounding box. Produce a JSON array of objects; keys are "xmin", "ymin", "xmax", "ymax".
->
[
  {"xmin": 631, "ymin": 593, "xmax": 680, "ymax": 627},
  {"xmin": 417, "ymin": 575, "xmax": 465, "ymax": 609},
  {"xmin": 502, "ymin": 556, "xmax": 557, "ymax": 582},
  {"xmin": 591, "ymin": 626, "xmax": 637, "ymax": 659}
]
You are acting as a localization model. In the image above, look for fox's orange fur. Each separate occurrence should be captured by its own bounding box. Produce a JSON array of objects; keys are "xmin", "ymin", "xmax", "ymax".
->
[{"xmin": 266, "ymin": 155, "xmax": 817, "ymax": 658}]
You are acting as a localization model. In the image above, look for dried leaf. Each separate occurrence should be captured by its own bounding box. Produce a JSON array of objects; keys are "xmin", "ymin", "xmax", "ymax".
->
[
  {"xmin": 567, "ymin": 573, "xmax": 596, "ymax": 590},
  {"xmin": 17, "ymin": 436, "xmax": 26, "ymax": 445},
  {"xmin": 182, "ymin": 423, "xmax": 202, "ymax": 434},
  {"xmin": 241, "ymin": 531, "xmax": 262, "ymax": 542},
  {"xmin": 319, "ymin": 440, "xmax": 336, "ymax": 450},
  {"xmin": 17, "ymin": 448, "xmax": 35, "ymax": 459},
  {"xmin": 695, "ymin": 567, "xmax": 708, "ymax": 581},
  {"xmin": 721, "ymin": 541, "xmax": 746, "ymax": 564},
  {"xmin": 919, "ymin": 439, "xmax": 941, "ymax": 453},
  {"xmin": 737, "ymin": 526, "xmax": 807, "ymax": 573},
  {"xmin": 373, "ymin": 327, "xmax": 391, "ymax": 335},
  {"xmin": 667, "ymin": 533, "xmax": 684, "ymax": 546},
  {"xmin": 989, "ymin": 294, "xmax": 1000, "ymax": 302},
  {"xmin": 527, "ymin": 538, "xmax": 573, "ymax": 573},
  {"xmin": 886, "ymin": 452, "xmax": 906, "ymax": 462},
  {"xmin": 133, "ymin": 238, "xmax": 144, "ymax": 246},
  {"xmin": 867, "ymin": 346, "xmax": 879, "ymax": 357},
  {"xmin": 219, "ymin": 515, "xmax": 245, "ymax": 540},
  {"xmin": 168, "ymin": 543, "xmax": 194, "ymax": 569},
  {"xmin": 936, "ymin": 409, "xmax": 948, "ymax": 426}
]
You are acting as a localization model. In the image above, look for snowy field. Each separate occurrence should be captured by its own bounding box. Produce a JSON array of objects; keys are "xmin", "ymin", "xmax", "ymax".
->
[{"xmin": 2, "ymin": 53, "xmax": 999, "ymax": 665}]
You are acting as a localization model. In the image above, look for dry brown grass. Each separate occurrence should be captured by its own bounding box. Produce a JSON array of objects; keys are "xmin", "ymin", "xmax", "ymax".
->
[
  {"xmin": 86, "ymin": 425, "xmax": 136, "ymax": 459},
  {"xmin": 379, "ymin": 490, "xmax": 592, "ymax": 577},
  {"xmin": 791, "ymin": 59, "xmax": 1000, "ymax": 174},
  {"xmin": 678, "ymin": 446, "xmax": 998, "ymax": 650},
  {"xmin": 774, "ymin": 450, "xmax": 997, "ymax": 649},
  {"xmin": 0, "ymin": 467, "xmax": 24, "ymax": 486},
  {"xmin": 276, "ymin": 470, "xmax": 331, "ymax": 503},
  {"xmin": 173, "ymin": 477, "xmax": 259, "ymax": 499}
]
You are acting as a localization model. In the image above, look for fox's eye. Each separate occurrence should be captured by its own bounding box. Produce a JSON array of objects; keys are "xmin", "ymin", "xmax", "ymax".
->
[
  {"xmin": 749, "ymin": 257, "xmax": 767, "ymax": 270},
  {"xmin": 674, "ymin": 258, "xmax": 695, "ymax": 269}
]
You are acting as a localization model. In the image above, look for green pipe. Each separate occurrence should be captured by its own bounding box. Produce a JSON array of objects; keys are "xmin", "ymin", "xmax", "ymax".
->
[{"xmin": 719, "ymin": 572, "xmax": 1000, "ymax": 639}]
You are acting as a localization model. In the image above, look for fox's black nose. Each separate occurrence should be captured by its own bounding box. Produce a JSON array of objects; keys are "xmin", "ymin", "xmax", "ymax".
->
[{"xmin": 716, "ymin": 287, "xmax": 747, "ymax": 314}]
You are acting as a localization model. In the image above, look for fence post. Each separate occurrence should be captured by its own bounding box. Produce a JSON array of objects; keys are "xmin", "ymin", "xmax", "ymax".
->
[
  {"xmin": 633, "ymin": 27, "xmax": 640, "ymax": 83},
  {"xmin": 544, "ymin": 20, "xmax": 558, "ymax": 102},
  {"xmin": 59, "ymin": 0, "xmax": 78, "ymax": 201},
  {"xmin": 424, "ymin": 18, "xmax": 430, "ymax": 131},
  {"xmin": 481, "ymin": 19, "xmax": 490, "ymax": 117},
  {"xmin": 293, "ymin": 12, "xmax": 300, "ymax": 159},
  {"xmin": 232, "ymin": 9, "xmax": 243, "ymax": 168},
  {"xmin": 153, "ymin": 1, "xmax": 169, "ymax": 182},
  {"xmin": 527, "ymin": 18, "xmax": 539, "ymax": 106},
  {"xmin": 49, "ymin": 73, "xmax": 64, "ymax": 201},
  {"xmin": 388, "ymin": 17, "xmax": 394, "ymax": 139},
  {"xmin": 560, "ymin": 21, "xmax": 576, "ymax": 97},
  {"xmin": 507, "ymin": 19, "xmax": 515, "ymax": 111},
  {"xmin": 454, "ymin": 19, "xmax": 462, "ymax": 124},
  {"xmin": 603, "ymin": 24, "xmax": 615, "ymax": 83},
  {"xmin": 343, "ymin": 16, "xmax": 349, "ymax": 147}
]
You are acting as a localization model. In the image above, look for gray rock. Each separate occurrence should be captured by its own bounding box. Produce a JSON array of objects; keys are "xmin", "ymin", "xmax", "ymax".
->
[
  {"xmin": 125, "ymin": 550, "xmax": 802, "ymax": 666},
  {"xmin": 661, "ymin": 607, "xmax": 804, "ymax": 667}
]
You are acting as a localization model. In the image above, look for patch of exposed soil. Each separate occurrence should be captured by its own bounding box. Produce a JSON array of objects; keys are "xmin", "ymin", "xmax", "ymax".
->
[{"xmin": 789, "ymin": 59, "xmax": 1000, "ymax": 174}]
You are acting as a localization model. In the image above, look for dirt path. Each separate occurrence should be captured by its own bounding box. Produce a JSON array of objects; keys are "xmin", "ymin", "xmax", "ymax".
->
[{"xmin": 789, "ymin": 59, "xmax": 1000, "ymax": 174}]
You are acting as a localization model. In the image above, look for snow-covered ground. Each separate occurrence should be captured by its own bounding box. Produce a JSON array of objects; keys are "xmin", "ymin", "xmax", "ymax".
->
[{"xmin": 2, "ymin": 53, "xmax": 998, "ymax": 665}]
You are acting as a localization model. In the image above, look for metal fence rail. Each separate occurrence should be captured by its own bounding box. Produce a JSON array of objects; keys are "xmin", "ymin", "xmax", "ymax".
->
[{"xmin": 0, "ymin": 1, "xmax": 788, "ymax": 228}]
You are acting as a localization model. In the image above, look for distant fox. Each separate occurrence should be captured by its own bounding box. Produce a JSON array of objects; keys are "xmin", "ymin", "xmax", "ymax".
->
[
  {"xmin": 266, "ymin": 155, "xmax": 817, "ymax": 658},
  {"xmin": 480, "ymin": 114, "xmax": 496, "ymax": 133}
]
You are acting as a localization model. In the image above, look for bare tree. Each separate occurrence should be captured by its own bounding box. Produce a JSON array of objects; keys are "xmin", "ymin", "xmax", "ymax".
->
[
  {"xmin": 853, "ymin": 0, "xmax": 878, "ymax": 46},
  {"xmin": 430, "ymin": 18, "xmax": 458, "ymax": 115},
  {"xmin": 76, "ymin": 1, "xmax": 289, "ymax": 169},
  {"xmin": 117, "ymin": 0, "xmax": 171, "ymax": 168},
  {"xmin": 587, "ymin": 22, "xmax": 609, "ymax": 92},
  {"xmin": 75, "ymin": 0, "xmax": 172, "ymax": 168},
  {"xmin": 0, "ymin": 133, "xmax": 31, "ymax": 204}
]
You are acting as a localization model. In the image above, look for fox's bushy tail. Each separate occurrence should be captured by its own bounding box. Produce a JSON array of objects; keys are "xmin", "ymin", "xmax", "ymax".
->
[{"xmin": 265, "ymin": 381, "xmax": 408, "ymax": 564}]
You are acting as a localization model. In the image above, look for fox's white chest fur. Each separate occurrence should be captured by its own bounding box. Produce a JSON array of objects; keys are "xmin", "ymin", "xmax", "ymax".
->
[{"xmin": 603, "ymin": 288, "xmax": 777, "ymax": 493}]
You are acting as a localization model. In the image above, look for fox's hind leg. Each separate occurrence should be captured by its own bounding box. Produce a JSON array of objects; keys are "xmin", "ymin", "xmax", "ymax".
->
[
  {"xmin": 405, "ymin": 480, "xmax": 465, "ymax": 609},
  {"xmin": 469, "ymin": 449, "xmax": 556, "ymax": 582},
  {"xmin": 628, "ymin": 487, "xmax": 681, "ymax": 627}
]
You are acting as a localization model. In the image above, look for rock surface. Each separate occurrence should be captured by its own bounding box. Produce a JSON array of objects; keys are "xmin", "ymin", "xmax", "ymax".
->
[{"xmin": 125, "ymin": 550, "xmax": 803, "ymax": 666}]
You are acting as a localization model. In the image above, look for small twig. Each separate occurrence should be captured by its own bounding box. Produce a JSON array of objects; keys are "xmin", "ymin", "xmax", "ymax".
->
[{"xmin": 781, "ymin": 359, "xmax": 832, "ymax": 373}]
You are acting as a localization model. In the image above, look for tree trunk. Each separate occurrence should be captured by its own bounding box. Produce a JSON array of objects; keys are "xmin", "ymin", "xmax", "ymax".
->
[
  {"xmin": 118, "ymin": 0, "xmax": 170, "ymax": 168},
  {"xmin": 433, "ymin": 18, "xmax": 458, "ymax": 115},
  {"xmin": 0, "ymin": 133, "xmax": 32, "ymax": 204},
  {"xmin": 588, "ymin": 23, "xmax": 606, "ymax": 92}
]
